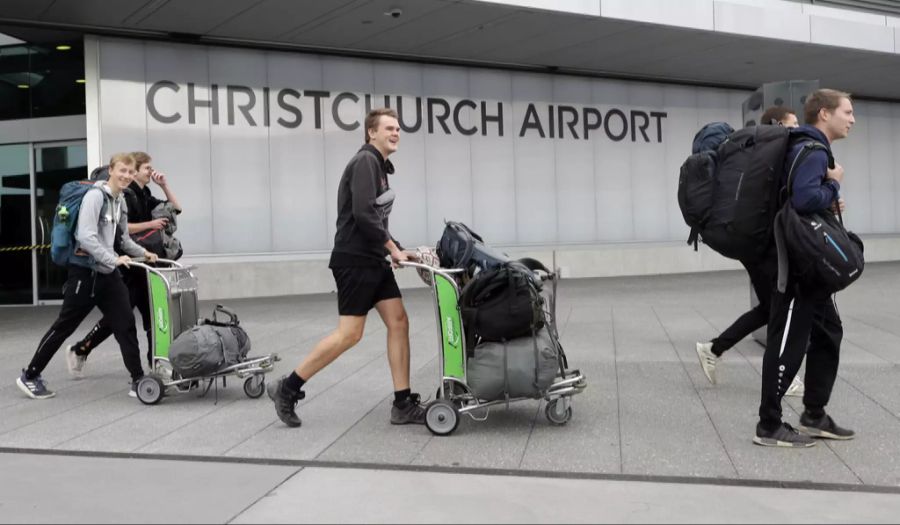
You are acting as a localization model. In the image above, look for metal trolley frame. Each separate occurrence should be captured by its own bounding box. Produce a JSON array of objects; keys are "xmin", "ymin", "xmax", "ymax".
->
[
  {"xmin": 129, "ymin": 259, "xmax": 279, "ymax": 405},
  {"xmin": 401, "ymin": 261, "xmax": 587, "ymax": 436}
]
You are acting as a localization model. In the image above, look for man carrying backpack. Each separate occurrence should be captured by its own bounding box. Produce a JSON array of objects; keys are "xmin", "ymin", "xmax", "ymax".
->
[
  {"xmin": 754, "ymin": 89, "xmax": 855, "ymax": 448},
  {"xmin": 267, "ymin": 108, "xmax": 426, "ymax": 428},
  {"xmin": 16, "ymin": 153, "xmax": 158, "ymax": 400},
  {"xmin": 696, "ymin": 106, "xmax": 804, "ymax": 398},
  {"xmin": 64, "ymin": 151, "xmax": 182, "ymax": 375}
]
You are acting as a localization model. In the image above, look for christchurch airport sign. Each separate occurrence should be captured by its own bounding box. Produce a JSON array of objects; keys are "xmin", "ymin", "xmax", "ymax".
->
[{"xmin": 146, "ymin": 81, "xmax": 668, "ymax": 143}]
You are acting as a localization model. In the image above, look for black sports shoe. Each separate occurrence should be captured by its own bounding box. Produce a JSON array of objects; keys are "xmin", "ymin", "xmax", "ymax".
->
[
  {"xmin": 391, "ymin": 393, "xmax": 426, "ymax": 425},
  {"xmin": 753, "ymin": 422, "xmax": 816, "ymax": 448},
  {"xmin": 267, "ymin": 378, "xmax": 304, "ymax": 428},
  {"xmin": 799, "ymin": 412, "xmax": 855, "ymax": 440}
]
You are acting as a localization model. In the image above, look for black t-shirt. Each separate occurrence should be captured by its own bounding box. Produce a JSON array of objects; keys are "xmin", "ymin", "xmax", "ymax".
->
[{"xmin": 124, "ymin": 181, "xmax": 165, "ymax": 224}]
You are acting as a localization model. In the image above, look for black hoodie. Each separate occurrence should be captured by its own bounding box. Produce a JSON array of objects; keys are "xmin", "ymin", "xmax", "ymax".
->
[{"xmin": 329, "ymin": 144, "xmax": 400, "ymax": 267}]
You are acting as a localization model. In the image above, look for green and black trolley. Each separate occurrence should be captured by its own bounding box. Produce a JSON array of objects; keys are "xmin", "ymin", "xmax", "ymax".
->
[
  {"xmin": 129, "ymin": 259, "xmax": 279, "ymax": 405},
  {"xmin": 402, "ymin": 261, "xmax": 587, "ymax": 436}
]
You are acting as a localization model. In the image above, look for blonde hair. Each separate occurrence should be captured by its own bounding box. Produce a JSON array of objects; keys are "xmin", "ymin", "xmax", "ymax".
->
[{"xmin": 108, "ymin": 152, "xmax": 135, "ymax": 169}]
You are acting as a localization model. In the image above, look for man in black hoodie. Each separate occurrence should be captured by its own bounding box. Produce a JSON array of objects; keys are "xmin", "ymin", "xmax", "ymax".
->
[
  {"xmin": 754, "ymin": 89, "xmax": 855, "ymax": 448},
  {"xmin": 268, "ymin": 108, "xmax": 425, "ymax": 428}
]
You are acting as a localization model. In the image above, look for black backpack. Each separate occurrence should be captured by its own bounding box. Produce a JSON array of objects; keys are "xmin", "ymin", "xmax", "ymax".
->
[
  {"xmin": 459, "ymin": 261, "xmax": 545, "ymax": 352},
  {"xmin": 774, "ymin": 142, "xmax": 864, "ymax": 295},
  {"xmin": 679, "ymin": 124, "xmax": 791, "ymax": 262},
  {"xmin": 89, "ymin": 165, "xmax": 109, "ymax": 181},
  {"xmin": 436, "ymin": 221, "xmax": 510, "ymax": 273}
]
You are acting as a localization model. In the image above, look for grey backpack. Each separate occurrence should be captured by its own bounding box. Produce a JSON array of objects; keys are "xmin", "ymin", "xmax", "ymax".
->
[{"xmin": 169, "ymin": 305, "xmax": 250, "ymax": 378}]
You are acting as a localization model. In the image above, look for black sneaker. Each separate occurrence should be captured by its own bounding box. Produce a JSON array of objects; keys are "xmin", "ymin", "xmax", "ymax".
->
[
  {"xmin": 267, "ymin": 378, "xmax": 304, "ymax": 428},
  {"xmin": 391, "ymin": 393, "xmax": 426, "ymax": 425},
  {"xmin": 799, "ymin": 412, "xmax": 855, "ymax": 440},
  {"xmin": 753, "ymin": 422, "xmax": 816, "ymax": 448}
]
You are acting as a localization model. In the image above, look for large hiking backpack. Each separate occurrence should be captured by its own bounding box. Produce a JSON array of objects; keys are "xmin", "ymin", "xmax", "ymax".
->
[
  {"xmin": 679, "ymin": 124, "xmax": 790, "ymax": 262},
  {"xmin": 50, "ymin": 180, "xmax": 103, "ymax": 267},
  {"xmin": 169, "ymin": 305, "xmax": 251, "ymax": 378},
  {"xmin": 436, "ymin": 221, "xmax": 510, "ymax": 273},
  {"xmin": 459, "ymin": 261, "xmax": 545, "ymax": 350},
  {"xmin": 774, "ymin": 142, "xmax": 864, "ymax": 295},
  {"xmin": 677, "ymin": 122, "xmax": 734, "ymax": 244}
]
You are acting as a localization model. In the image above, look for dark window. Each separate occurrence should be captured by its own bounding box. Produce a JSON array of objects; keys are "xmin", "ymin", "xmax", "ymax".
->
[{"xmin": 0, "ymin": 40, "xmax": 85, "ymax": 121}]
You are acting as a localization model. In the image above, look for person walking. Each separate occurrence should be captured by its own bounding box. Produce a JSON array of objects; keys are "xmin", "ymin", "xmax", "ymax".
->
[{"xmin": 267, "ymin": 108, "xmax": 425, "ymax": 428}]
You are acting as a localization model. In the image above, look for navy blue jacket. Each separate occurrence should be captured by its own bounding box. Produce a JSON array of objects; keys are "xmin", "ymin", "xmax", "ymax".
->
[{"xmin": 783, "ymin": 125, "xmax": 840, "ymax": 213}]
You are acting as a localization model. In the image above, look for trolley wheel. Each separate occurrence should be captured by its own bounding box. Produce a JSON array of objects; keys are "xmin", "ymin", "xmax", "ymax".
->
[
  {"xmin": 545, "ymin": 398, "xmax": 572, "ymax": 425},
  {"xmin": 137, "ymin": 375, "xmax": 165, "ymax": 405},
  {"xmin": 425, "ymin": 400, "xmax": 460, "ymax": 436},
  {"xmin": 243, "ymin": 375, "xmax": 266, "ymax": 399}
]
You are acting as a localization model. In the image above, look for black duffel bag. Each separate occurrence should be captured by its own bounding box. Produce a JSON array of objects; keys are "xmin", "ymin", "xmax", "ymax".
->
[{"xmin": 459, "ymin": 261, "xmax": 545, "ymax": 351}]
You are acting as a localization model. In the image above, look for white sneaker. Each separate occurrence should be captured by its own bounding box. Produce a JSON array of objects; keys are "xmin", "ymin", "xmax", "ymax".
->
[
  {"xmin": 695, "ymin": 342, "xmax": 718, "ymax": 384},
  {"xmin": 785, "ymin": 376, "xmax": 805, "ymax": 397},
  {"xmin": 65, "ymin": 345, "xmax": 87, "ymax": 379}
]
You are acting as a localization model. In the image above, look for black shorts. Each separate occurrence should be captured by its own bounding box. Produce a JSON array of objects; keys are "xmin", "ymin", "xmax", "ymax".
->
[{"xmin": 332, "ymin": 265, "xmax": 402, "ymax": 316}]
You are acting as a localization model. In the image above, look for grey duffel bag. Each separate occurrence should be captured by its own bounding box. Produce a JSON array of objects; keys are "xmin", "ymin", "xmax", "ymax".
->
[
  {"xmin": 169, "ymin": 305, "xmax": 251, "ymax": 378},
  {"xmin": 466, "ymin": 327, "xmax": 560, "ymax": 401}
]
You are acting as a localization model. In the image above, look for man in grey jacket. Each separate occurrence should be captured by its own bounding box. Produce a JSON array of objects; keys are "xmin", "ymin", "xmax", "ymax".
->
[{"xmin": 16, "ymin": 153, "xmax": 158, "ymax": 400}]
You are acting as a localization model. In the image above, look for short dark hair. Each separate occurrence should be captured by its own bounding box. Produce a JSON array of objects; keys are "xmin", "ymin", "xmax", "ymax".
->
[
  {"xmin": 131, "ymin": 151, "xmax": 152, "ymax": 171},
  {"xmin": 804, "ymin": 89, "xmax": 851, "ymax": 125},
  {"xmin": 364, "ymin": 108, "xmax": 398, "ymax": 143},
  {"xmin": 760, "ymin": 106, "xmax": 796, "ymax": 126}
]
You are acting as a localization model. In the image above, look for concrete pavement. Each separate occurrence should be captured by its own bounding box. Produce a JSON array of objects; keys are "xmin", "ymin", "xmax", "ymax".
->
[{"xmin": 1, "ymin": 262, "xmax": 899, "ymax": 522}]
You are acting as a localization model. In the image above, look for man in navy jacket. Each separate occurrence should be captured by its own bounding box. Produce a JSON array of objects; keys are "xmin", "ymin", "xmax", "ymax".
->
[{"xmin": 754, "ymin": 89, "xmax": 855, "ymax": 448}]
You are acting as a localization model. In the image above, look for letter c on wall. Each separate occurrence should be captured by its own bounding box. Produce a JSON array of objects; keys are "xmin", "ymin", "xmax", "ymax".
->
[{"xmin": 147, "ymin": 80, "xmax": 182, "ymax": 124}]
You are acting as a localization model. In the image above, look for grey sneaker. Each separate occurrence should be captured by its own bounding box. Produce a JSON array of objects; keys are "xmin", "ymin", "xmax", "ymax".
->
[
  {"xmin": 267, "ymin": 378, "xmax": 303, "ymax": 428},
  {"xmin": 391, "ymin": 393, "xmax": 426, "ymax": 425},
  {"xmin": 695, "ymin": 342, "xmax": 718, "ymax": 384},
  {"xmin": 16, "ymin": 370, "xmax": 56, "ymax": 400},
  {"xmin": 65, "ymin": 345, "xmax": 87, "ymax": 379},
  {"xmin": 785, "ymin": 376, "xmax": 805, "ymax": 397},
  {"xmin": 753, "ymin": 422, "xmax": 816, "ymax": 448},
  {"xmin": 799, "ymin": 412, "xmax": 855, "ymax": 440}
]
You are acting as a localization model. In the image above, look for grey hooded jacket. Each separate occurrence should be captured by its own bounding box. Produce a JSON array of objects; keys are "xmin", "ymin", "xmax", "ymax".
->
[{"xmin": 75, "ymin": 181, "xmax": 145, "ymax": 274}]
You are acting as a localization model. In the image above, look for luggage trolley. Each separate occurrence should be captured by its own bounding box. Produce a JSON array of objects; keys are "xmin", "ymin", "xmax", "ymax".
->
[
  {"xmin": 129, "ymin": 259, "xmax": 279, "ymax": 405},
  {"xmin": 401, "ymin": 261, "xmax": 587, "ymax": 436}
]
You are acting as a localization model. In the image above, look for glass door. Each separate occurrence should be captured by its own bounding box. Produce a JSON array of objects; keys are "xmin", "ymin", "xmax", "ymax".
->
[
  {"xmin": 0, "ymin": 140, "xmax": 86, "ymax": 305},
  {"xmin": 0, "ymin": 144, "xmax": 33, "ymax": 305},
  {"xmin": 34, "ymin": 141, "xmax": 87, "ymax": 303}
]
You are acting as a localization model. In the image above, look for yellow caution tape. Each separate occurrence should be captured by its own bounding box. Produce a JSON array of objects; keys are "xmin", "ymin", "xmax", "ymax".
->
[{"xmin": 0, "ymin": 245, "xmax": 50, "ymax": 252}]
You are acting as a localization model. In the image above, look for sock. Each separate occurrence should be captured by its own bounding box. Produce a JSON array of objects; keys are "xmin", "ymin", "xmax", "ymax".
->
[
  {"xmin": 394, "ymin": 388, "xmax": 411, "ymax": 407},
  {"xmin": 283, "ymin": 371, "xmax": 306, "ymax": 394},
  {"xmin": 710, "ymin": 340, "xmax": 724, "ymax": 357},
  {"xmin": 73, "ymin": 341, "xmax": 90, "ymax": 357}
]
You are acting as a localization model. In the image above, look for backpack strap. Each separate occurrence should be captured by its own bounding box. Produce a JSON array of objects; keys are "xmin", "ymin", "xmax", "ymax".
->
[
  {"xmin": 785, "ymin": 140, "xmax": 833, "ymax": 201},
  {"xmin": 687, "ymin": 227, "xmax": 700, "ymax": 251}
]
